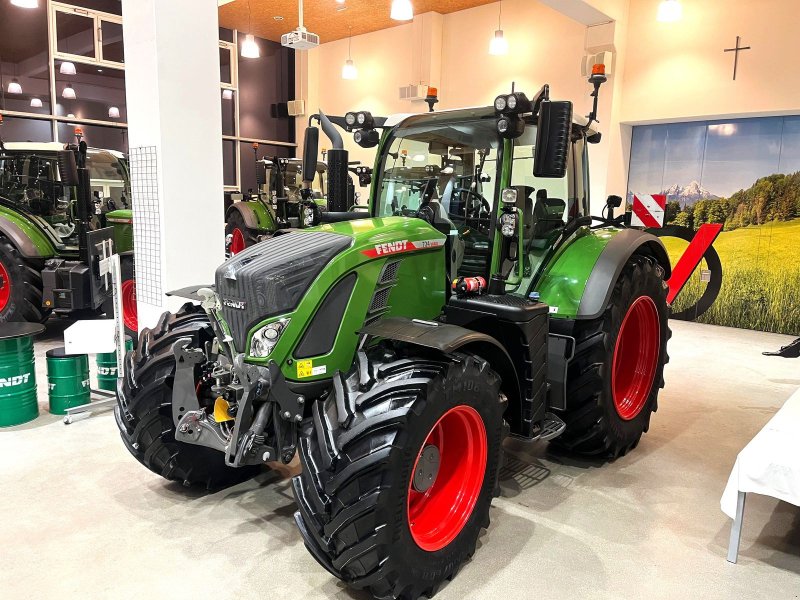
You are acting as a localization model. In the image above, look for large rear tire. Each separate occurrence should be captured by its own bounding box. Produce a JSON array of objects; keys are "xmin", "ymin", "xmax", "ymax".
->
[
  {"xmin": 554, "ymin": 254, "xmax": 670, "ymax": 457},
  {"xmin": 0, "ymin": 237, "xmax": 49, "ymax": 323},
  {"xmin": 293, "ymin": 351, "xmax": 505, "ymax": 600},
  {"xmin": 225, "ymin": 211, "xmax": 259, "ymax": 256},
  {"xmin": 102, "ymin": 253, "xmax": 137, "ymax": 343},
  {"xmin": 114, "ymin": 302, "xmax": 259, "ymax": 488}
]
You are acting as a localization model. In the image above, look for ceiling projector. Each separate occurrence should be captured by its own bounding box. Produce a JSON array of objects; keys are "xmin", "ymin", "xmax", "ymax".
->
[{"xmin": 281, "ymin": 26, "xmax": 319, "ymax": 50}]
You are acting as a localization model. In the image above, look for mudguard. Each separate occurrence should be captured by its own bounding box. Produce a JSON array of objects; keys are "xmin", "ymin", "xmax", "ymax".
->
[
  {"xmin": 225, "ymin": 201, "xmax": 275, "ymax": 232},
  {"xmin": 0, "ymin": 211, "xmax": 56, "ymax": 258},
  {"xmin": 536, "ymin": 227, "xmax": 670, "ymax": 321}
]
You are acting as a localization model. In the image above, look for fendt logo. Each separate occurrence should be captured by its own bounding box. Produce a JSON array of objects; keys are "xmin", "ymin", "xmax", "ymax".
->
[
  {"xmin": 98, "ymin": 367, "xmax": 117, "ymax": 376},
  {"xmin": 223, "ymin": 298, "xmax": 246, "ymax": 310},
  {"xmin": 361, "ymin": 239, "xmax": 444, "ymax": 259},
  {"xmin": 0, "ymin": 373, "xmax": 31, "ymax": 387}
]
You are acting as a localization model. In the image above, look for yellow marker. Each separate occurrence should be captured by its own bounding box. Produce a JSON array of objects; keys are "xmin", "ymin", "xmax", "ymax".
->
[
  {"xmin": 297, "ymin": 359, "xmax": 313, "ymax": 379},
  {"xmin": 213, "ymin": 397, "xmax": 234, "ymax": 422}
]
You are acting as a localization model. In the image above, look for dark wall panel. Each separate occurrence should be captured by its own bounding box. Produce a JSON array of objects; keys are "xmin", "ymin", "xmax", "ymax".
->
[{"xmin": 238, "ymin": 39, "xmax": 294, "ymax": 143}]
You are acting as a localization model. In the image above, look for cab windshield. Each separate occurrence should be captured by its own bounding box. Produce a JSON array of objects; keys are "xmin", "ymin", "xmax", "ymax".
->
[{"xmin": 375, "ymin": 117, "xmax": 501, "ymax": 278}]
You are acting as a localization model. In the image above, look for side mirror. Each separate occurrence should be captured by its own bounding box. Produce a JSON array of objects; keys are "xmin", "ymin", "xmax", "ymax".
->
[
  {"xmin": 56, "ymin": 150, "xmax": 79, "ymax": 186},
  {"xmin": 533, "ymin": 100, "xmax": 572, "ymax": 178},
  {"xmin": 302, "ymin": 126, "xmax": 319, "ymax": 184}
]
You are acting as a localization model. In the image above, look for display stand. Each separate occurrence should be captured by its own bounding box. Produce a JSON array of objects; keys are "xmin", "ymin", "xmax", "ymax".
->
[{"xmin": 63, "ymin": 253, "xmax": 128, "ymax": 424}]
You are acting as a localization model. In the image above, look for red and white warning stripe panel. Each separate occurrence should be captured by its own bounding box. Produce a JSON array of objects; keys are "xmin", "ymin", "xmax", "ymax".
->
[
  {"xmin": 361, "ymin": 238, "xmax": 445, "ymax": 258},
  {"xmin": 631, "ymin": 194, "xmax": 666, "ymax": 228}
]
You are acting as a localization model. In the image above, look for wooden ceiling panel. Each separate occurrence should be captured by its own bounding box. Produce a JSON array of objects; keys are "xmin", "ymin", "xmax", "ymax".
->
[{"xmin": 219, "ymin": 0, "xmax": 499, "ymax": 44}]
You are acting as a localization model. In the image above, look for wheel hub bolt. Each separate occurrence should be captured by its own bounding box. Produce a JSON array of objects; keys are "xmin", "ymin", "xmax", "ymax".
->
[{"xmin": 412, "ymin": 445, "xmax": 441, "ymax": 493}]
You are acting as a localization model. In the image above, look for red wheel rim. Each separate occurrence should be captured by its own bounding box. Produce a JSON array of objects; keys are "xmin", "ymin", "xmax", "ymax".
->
[
  {"xmin": 407, "ymin": 405, "xmax": 487, "ymax": 552},
  {"xmin": 230, "ymin": 228, "xmax": 246, "ymax": 255},
  {"xmin": 612, "ymin": 295, "xmax": 660, "ymax": 420},
  {"xmin": 0, "ymin": 262, "xmax": 10, "ymax": 312},
  {"xmin": 121, "ymin": 279, "xmax": 138, "ymax": 332}
]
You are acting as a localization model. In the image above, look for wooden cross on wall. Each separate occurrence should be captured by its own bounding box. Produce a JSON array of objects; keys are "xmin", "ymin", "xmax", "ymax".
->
[{"xmin": 724, "ymin": 36, "xmax": 751, "ymax": 80}]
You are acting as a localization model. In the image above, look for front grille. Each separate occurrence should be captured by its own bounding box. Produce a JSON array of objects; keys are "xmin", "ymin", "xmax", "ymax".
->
[
  {"xmin": 379, "ymin": 260, "xmax": 401, "ymax": 283},
  {"xmin": 369, "ymin": 287, "xmax": 391, "ymax": 312}
]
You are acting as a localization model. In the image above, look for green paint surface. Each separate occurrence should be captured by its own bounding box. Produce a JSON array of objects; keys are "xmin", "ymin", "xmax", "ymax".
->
[
  {"xmin": 0, "ymin": 335, "xmax": 39, "ymax": 427},
  {"xmin": 0, "ymin": 205, "xmax": 56, "ymax": 257}
]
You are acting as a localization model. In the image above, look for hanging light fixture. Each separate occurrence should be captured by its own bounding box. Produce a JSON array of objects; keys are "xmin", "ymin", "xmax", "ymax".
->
[
  {"xmin": 657, "ymin": 0, "xmax": 682, "ymax": 22},
  {"xmin": 341, "ymin": 26, "xmax": 357, "ymax": 80},
  {"xmin": 108, "ymin": 106, "xmax": 120, "ymax": 118},
  {"xmin": 59, "ymin": 61, "xmax": 77, "ymax": 75},
  {"xmin": 489, "ymin": 1, "xmax": 508, "ymax": 55},
  {"xmin": 7, "ymin": 79, "xmax": 22, "ymax": 94},
  {"xmin": 10, "ymin": 0, "xmax": 39, "ymax": 8},
  {"xmin": 241, "ymin": 0, "xmax": 260, "ymax": 58},
  {"xmin": 390, "ymin": 0, "xmax": 413, "ymax": 21},
  {"xmin": 222, "ymin": 89, "xmax": 234, "ymax": 100},
  {"xmin": 62, "ymin": 84, "xmax": 76, "ymax": 99},
  {"xmin": 30, "ymin": 97, "xmax": 43, "ymax": 108}
]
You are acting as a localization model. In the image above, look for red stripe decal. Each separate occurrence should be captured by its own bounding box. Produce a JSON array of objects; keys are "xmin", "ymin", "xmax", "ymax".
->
[
  {"xmin": 631, "ymin": 200, "xmax": 661, "ymax": 228},
  {"xmin": 666, "ymin": 223, "xmax": 723, "ymax": 304},
  {"xmin": 361, "ymin": 239, "xmax": 444, "ymax": 258}
]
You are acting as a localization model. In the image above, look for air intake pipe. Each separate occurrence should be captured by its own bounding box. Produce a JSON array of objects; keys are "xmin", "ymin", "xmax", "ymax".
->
[{"xmin": 319, "ymin": 110, "xmax": 349, "ymax": 213}]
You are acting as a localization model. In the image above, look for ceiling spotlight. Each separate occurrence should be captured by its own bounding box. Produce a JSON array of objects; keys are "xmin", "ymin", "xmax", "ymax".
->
[
  {"xmin": 62, "ymin": 84, "xmax": 76, "ymax": 99},
  {"xmin": 108, "ymin": 106, "xmax": 120, "ymax": 118},
  {"xmin": 390, "ymin": 0, "xmax": 413, "ymax": 21},
  {"xmin": 7, "ymin": 79, "xmax": 22, "ymax": 94},
  {"xmin": 60, "ymin": 61, "xmax": 77, "ymax": 75},
  {"xmin": 241, "ymin": 33, "xmax": 260, "ymax": 58},
  {"xmin": 657, "ymin": 0, "xmax": 682, "ymax": 22},
  {"xmin": 11, "ymin": 0, "xmax": 39, "ymax": 8},
  {"xmin": 30, "ymin": 97, "xmax": 43, "ymax": 108},
  {"xmin": 222, "ymin": 89, "xmax": 234, "ymax": 100}
]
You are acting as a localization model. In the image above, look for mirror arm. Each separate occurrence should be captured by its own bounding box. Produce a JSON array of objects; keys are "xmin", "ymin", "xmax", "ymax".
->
[{"xmin": 530, "ymin": 84, "xmax": 550, "ymax": 117}]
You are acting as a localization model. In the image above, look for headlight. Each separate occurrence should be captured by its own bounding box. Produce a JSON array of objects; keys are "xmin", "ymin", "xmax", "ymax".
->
[
  {"xmin": 345, "ymin": 112, "xmax": 357, "ymax": 127},
  {"xmin": 356, "ymin": 112, "xmax": 366, "ymax": 125},
  {"xmin": 302, "ymin": 206, "xmax": 315, "ymax": 227},
  {"xmin": 501, "ymin": 188, "xmax": 517, "ymax": 205},
  {"xmin": 499, "ymin": 212, "xmax": 517, "ymax": 238},
  {"xmin": 506, "ymin": 95, "xmax": 517, "ymax": 110},
  {"xmin": 250, "ymin": 318, "xmax": 290, "ymax": 357},
  {"xmin": 494, "ymin": 95, "xmax": 507, "ymax": 112}
]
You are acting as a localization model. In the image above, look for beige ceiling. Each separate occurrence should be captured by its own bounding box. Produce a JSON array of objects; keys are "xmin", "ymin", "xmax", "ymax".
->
[{"xmin": 219, "ymin": 0, "xmax": 499, "ymax": 44}]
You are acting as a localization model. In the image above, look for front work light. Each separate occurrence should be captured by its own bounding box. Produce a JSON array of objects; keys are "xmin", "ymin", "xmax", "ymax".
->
[
  {"xmin": 497, "ymin": 115, "xmax": 525, "ymax": 139},
  {"xmin": 499, "ymin": 211, "xmax": 517, "ymax": 238},
  {"xmin": 494, "ymin": 92, "xmax": 532, "ymax": 115},
  {"xmin": 354, "ymin": 128, "xmax": 380, "ymax": 148}
]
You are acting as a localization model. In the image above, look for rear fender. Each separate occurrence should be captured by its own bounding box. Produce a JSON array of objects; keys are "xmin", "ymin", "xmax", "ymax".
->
[
  {"xmin": 0, "ymin": 211, "xmax": 55, "ymax": 258},
  {"xmin": 226, "ymin": 201, "xmax": 275, "ymax": 231}
]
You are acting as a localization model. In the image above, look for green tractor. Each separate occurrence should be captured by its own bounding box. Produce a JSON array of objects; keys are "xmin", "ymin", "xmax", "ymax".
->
[
  {"xmin": 115, "ymin": 70, "xmax": 671, "ymax": 599},
  {"xmin": 0, "ymin": 140, "xmax": 138, "ymax": 335}
]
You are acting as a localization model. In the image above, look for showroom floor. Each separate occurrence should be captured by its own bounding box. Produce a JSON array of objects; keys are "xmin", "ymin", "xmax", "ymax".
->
[{"xmin": 0, "ymin": 318, "xmax": 798, "ymax": 600}]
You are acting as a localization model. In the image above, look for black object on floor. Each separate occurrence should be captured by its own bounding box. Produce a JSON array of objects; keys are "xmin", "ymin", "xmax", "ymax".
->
[{"xmin": 762, "ymin": 337, "xmax": 800, "ymax": 358}]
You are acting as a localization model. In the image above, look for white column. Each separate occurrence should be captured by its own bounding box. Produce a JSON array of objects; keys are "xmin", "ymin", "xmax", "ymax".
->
[{"xmin": 121, "ymin": 0, "xmax": 225, "ymax": 330}]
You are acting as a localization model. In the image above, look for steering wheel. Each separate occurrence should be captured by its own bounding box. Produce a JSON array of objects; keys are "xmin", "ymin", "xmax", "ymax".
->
[{"xmin": 453, "ymin": 187, "xmax": 491, "ymax": 218}]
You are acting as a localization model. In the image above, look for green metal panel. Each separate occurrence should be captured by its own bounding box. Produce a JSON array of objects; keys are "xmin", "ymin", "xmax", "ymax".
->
[
  {"xmin": 490, "ymin": 139, "xmax": 514, "ymax": 276},
  {"xmin": 240, "ymin": 217, "xmax": 447, "ymax": 382},
  {"xmin": 46, "ymin": 348, "xmax": 90, "ymax": 415},
  {"xmin": 0, "ymin": 205, "xmax": 56, "ymax": 257},
  {"xmin": 0, "ymin": 335, "xmax": 39, "ymax": 427},
  {"xmin": 533, "ymin": 227, "xmax": 620, "ymax": 319},
  {"xmin": 240, "ymin": 200, "xmax": 276, "ymax": 231},
  {"xmin": 96, "ymin": 336, "xmax": 134, "ymax": 391},
  {"xmin": 106, "ymin": 209, "xmax": 134, "ymax": 253}
]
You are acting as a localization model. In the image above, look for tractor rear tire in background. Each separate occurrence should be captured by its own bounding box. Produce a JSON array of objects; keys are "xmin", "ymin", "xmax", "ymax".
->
[
  {"xmin": 103, "ymin": 254, "xmax": 138, "ymax": 343},
  {"xmin": 293, "ymin": 351, "xmax": 506, "ymax": 600},
  {"xmin": 554, "ymin": 254, "xmax": 670, "ymax": 458},
  {"xmin": 0, "ymin": 236, "xmax": 49, "ymax": 324},
  {"xmin": 114, "ymin": 302, "xmax": 260, "ymax": 489},
  {"xmin": 225, "ymin": 211, "xmax": 259, "ymax": 256}
]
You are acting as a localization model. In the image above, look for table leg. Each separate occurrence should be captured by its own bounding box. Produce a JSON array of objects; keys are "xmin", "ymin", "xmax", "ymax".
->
[{"xmin": 727, "ymin": 491, "xmax": 746, "ymax": 563}]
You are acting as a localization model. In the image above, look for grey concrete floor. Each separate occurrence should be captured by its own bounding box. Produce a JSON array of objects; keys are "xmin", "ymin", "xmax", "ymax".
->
[{"xmin": 1, "ymin": 318, "xmax": 799, "ymax": 600}]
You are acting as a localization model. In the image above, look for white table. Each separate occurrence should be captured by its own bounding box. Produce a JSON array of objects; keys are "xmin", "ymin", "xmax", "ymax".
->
[{"xmin": 721, "ymin": 386, "xmax": 800, "ymax": 563}]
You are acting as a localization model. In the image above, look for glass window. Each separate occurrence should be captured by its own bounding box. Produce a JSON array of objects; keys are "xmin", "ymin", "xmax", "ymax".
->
[
  {"xmin": 57, "ymin": 122, "xmax": 127, "ymax": 153},
  {"xmin": 0, "ymin": 116, "xmax": 53, "ymax": 142},
  {"xmin": 0, "ymin": 4, "xmax": 52, "ymax": 115},
  {"xmin": 87, "ymin": 149, "xmax": 130, "ymax": 209},
  {"xmin": 220, "ymin": 46, "xmax": 233, "ymax": 85},
  {"xmin": 221, "ymin": 90, "xmax": 236, "ymax": 136},
  {"xmin": 100, "ymin": 20, "xmax": 124, "ymax": 64},
  {"xmin": 223, "ymin": 140, "xmax": 236, "ymax": 188},
  {"xmin": 56, "ymin": 10, "xmax": 96, "ymax": 59},
  {"xmin": 54, "ymin": 63, "xmax": 126, "ymax": 123}
]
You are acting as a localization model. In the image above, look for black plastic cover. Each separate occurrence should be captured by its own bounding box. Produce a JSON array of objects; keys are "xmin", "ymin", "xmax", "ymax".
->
[
  {"xmin": 295, "ymin": 272, "xmax": 357, "ymax": 359},
  {"xmin": 216, "ymin": 231, "xmax": 351, "ymax": 350}
]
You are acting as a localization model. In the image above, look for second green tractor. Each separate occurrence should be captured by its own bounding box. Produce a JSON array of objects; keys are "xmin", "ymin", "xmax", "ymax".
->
[{"xmin": 115, "ymin": 69, "xmax": 671, "ymax": 599}]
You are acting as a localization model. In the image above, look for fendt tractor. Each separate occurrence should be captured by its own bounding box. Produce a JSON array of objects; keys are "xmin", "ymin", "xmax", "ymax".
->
[
  {"xmin": 225, "ymin": 151, "xmax": 372, "ymax": 255},
  {"xmin": 0, "ymin": 138, "xmax": 138, "ymax": 336},
  {"xmin": 115, "ymin": 65, "xmax": 671, "ymax": 599}
]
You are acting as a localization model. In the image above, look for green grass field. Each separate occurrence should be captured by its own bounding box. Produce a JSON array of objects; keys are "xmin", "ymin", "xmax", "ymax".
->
[{"xmin": 662, "ymin": 219, "xmax": 800, "ymax": 335}]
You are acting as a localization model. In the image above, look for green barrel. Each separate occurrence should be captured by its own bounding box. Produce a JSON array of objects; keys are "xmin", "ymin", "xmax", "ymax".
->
[
  {"xmin": 96, "ymin": 336, "xmax": 134, "ymax": 391},
  {"xmin": 46, "ymin": 348, "xmax": 90, "ymax": 415},
  {"xmin": 0, "ymin": 324, "xmax": 42, "ymax": 427}
]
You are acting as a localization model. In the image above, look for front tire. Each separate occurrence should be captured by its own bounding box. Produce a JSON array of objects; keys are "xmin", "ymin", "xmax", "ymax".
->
[
  {"xmin": 114, "ymin": 303, "xmax": 259, "ymax": 488},
  {"xmin": 554, "ymin": 254, "xmax": 670, "ymax": 457},
  {"xmin": 0, "ymin": 237, "xmax": 48, "ymax": 323},
  {"xmin": 293, "ymin": 351, "xmax": 506, "ymax": 600}
]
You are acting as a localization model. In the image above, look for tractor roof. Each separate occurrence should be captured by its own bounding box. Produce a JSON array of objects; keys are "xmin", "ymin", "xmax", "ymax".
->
[{"xmin": 1, "ymin": 142, "xmax": 126, "ymax": 159}]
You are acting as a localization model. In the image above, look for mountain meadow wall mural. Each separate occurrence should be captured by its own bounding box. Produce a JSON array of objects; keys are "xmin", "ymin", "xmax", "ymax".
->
[{"xmin": 627, "ymin": 116, "xmax": 800, "ymax": 335}]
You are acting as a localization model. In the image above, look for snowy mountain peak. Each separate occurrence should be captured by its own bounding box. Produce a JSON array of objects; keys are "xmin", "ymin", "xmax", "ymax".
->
[{"xmin": 661, "ymin": 180, "xmax": 718, "ymax": 206}]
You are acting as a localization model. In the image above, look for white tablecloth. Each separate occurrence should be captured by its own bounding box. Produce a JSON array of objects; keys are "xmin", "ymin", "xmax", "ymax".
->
[{"xmin": 721, "ymin": 387, "xmax": 800, "ymax": 518}]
